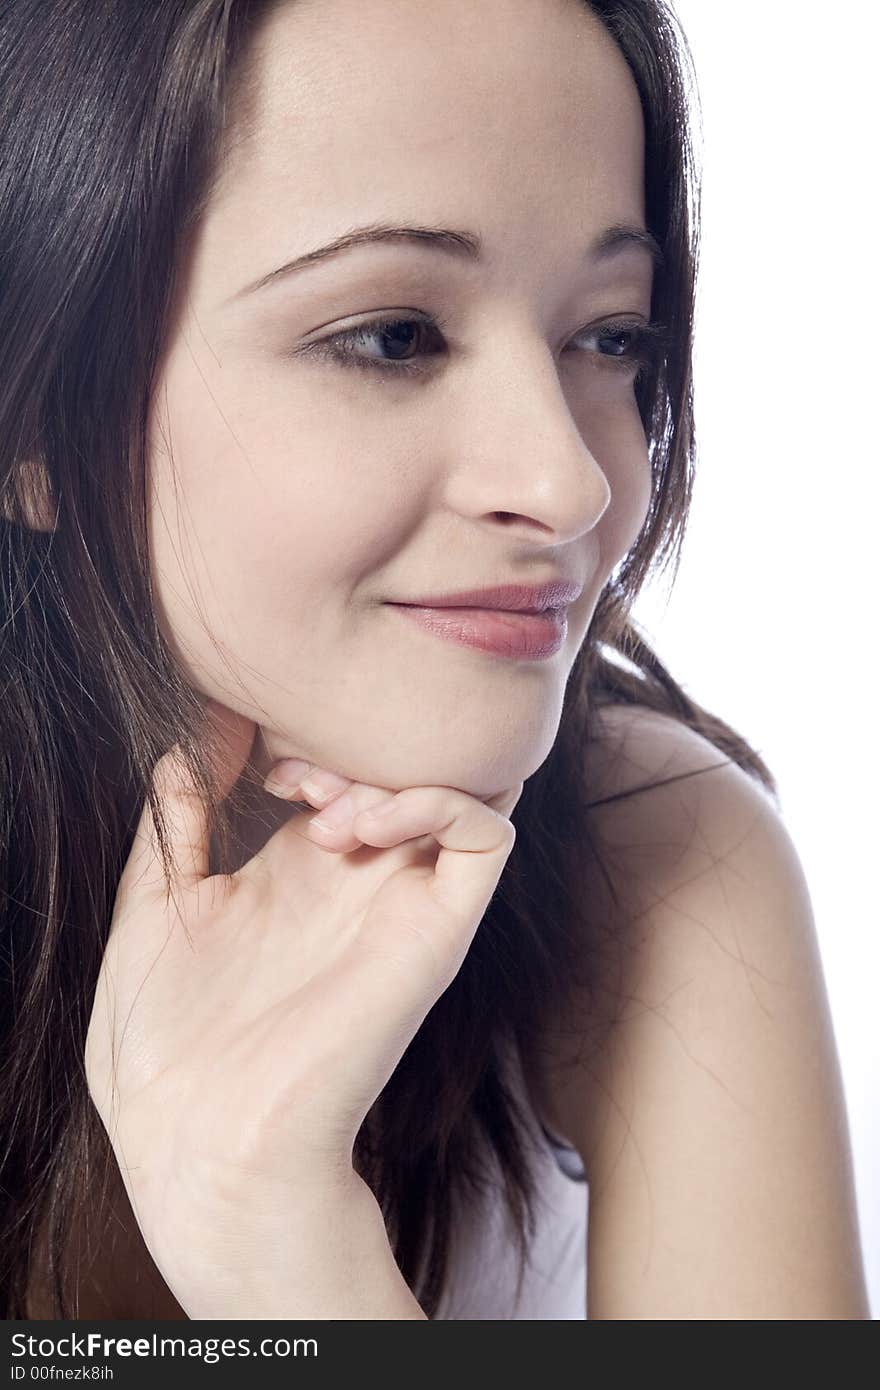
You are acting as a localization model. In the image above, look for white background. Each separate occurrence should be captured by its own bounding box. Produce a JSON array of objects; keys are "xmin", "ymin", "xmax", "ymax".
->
[{"xmin": 629, "ymin": 2, "xmax": 878, "ymax": 1315}]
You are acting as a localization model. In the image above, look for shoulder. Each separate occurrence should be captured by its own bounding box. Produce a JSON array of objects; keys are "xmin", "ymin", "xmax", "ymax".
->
[
  {"xmin": 531, "ymin": 701, "xmax": 870, "ymax": 1318},
  {"xmin": 585, "ymin": 697, "xmax": 774, "ymax": 830},
  {"xmin": 572, "ymin": 700, "xmax": 797, "ymax": 991},
  {"xmin": 580, "ymin": 699, "xmax": 802, "ymax": 928}
]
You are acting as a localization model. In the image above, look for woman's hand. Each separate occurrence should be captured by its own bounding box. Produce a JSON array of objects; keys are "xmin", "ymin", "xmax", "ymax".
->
[{"xmin": 84, "ymin": 699, "xmax": 523, "ymax": 1319}]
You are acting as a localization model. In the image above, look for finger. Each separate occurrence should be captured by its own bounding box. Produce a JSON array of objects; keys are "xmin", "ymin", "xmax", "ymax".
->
[
  {"xmin": 239, "ymin": 779, "xmax": 398, "ymax": 876},
  {"xmin": 305, "ymin": 784, "xmax": 395, "ymax": 844},
  {"xmin": 353, "ymin": 786, "xmax": 516, "ymax": 932},
  {"xmin": 120, "ymin": 700, "xmax": 256, "ymax": 900},
  {"xmin": 279, "ymin": 790, "xmax": 517, "ymax": 1130},
  {"xmin": 263, "ymin": 762, "xmax": 353, "ymax": 807},
  {"xmin": 301, "ymin": 779, "xmax": 523, "ymax": 854}
]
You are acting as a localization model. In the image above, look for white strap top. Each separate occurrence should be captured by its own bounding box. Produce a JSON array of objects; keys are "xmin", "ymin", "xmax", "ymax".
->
[{"xmin": 433, "ymin": 1042, "xmax": 588, "ymax": 1320}]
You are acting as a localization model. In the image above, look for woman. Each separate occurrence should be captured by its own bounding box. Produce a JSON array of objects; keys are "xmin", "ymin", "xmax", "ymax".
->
[{"xmin": 0, "ymin": 0, "xmax": 868, "ymax": 1320}]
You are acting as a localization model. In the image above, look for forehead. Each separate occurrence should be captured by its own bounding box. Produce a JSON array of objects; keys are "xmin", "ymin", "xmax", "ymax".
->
[{"xmin": 200, "ymin": 0, "xmax": 646, "ymax": 289}]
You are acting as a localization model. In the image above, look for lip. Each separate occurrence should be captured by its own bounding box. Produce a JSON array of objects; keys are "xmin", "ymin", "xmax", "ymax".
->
[
  {"xmin": 390, "ymin": 602, "xmax": 569, "ymax": 660},
  {"xmin": 395, "ymin": 580, "xmax": 583, "ymax": 614}
]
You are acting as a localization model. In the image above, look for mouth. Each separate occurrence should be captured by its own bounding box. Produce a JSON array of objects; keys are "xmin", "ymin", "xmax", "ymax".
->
[
  {"xmin": 391, "ymin": 579, "xmax": 584, "ymax": 614},
  {"xmin": 389, "ymin": 601, "xmax": 569, "ymax": 661},
  {"xmin": 395, "ymin": 602, "xmax": 565, "ymax": 614}
]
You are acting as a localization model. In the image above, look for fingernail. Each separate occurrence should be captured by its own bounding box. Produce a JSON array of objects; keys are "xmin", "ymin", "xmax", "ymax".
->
[
  {"xmin": 263, "ymin": 758, "xmax": 312, "ymax": 796},
  {"xmin": 310, "ymin": 791, "xmax": 356, "ymax": 831},
  {"xmin": 300, "ymin": 769, "xmax": 352, "ymax": 804}
]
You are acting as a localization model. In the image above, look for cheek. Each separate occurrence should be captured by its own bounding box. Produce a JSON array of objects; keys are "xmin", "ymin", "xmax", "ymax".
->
[
  {"xmin": 580, "ymin": 399, "xmax": 652, "ymax": 569},
  {"xmin": 145, "ymin": 369, "xmax": 416, "ymax": 662},
  {"xmin": 606, "ymin": 438, "xmax": 652, "ymax": 557}
]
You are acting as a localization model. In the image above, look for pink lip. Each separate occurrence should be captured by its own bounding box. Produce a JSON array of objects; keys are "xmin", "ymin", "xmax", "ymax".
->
[
  {"xmin": 400, "ymin": 580, "xmax": 582, "ymax": 613},
  {"xmin": 390, "ymin": 603, "xmax": 569, "ymax": 660}
]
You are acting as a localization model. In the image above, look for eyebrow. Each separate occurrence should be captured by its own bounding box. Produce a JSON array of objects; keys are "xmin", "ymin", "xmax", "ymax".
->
[{"xmin": 229, "ymin": 220, "xmax": 665, "ymax": 301}]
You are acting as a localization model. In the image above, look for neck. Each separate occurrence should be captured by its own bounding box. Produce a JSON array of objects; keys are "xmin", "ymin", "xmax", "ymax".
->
[{"xmin": 208, "ymin": 722, "xmax": 306, "ymax": 875}]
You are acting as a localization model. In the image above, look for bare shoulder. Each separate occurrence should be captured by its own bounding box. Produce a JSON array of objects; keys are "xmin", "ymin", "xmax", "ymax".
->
[
  {"xmin": 585, "ymin": 697, "xmax": 770, "ymax": 831},
  {"xmin": 528, "ymin": 700, "xmax": 870, "ymax": 1318}
]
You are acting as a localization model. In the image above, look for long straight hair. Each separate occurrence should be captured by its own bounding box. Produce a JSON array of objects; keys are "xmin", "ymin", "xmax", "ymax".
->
[{"xmin": 0, "ymin": 0, "xmax": 776, "ymax": 1318}]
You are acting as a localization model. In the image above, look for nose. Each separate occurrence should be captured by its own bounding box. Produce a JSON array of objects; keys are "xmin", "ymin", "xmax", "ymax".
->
[{"xmin": 444, "ymin": 337, "xmax": 613, "ymax": 542}]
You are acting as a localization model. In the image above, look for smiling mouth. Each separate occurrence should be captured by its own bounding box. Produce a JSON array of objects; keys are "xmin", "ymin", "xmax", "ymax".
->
[
  {"xmin": 389, "ymin": 601, "xmax": 569, "ymax": 660},
  {"xmin": 393, "ymin": 602, "xmax": 566, "ymax": 615}
]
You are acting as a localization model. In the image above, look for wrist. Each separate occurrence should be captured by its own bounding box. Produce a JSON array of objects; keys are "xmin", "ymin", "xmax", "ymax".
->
[{"xmin": 180, "ymin": 1170, "xmax": 427, "ymax": 1320}]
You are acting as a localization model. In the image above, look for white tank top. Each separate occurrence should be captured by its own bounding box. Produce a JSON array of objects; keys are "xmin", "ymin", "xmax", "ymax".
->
[{"xmin": 433, "ymin": 1041, "xmax": 588, "ymax": 1319}]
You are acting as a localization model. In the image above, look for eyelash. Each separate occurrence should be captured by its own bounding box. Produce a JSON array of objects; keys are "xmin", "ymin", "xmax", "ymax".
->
[{"xmin": 296, "ymin": 311, "xmax": 670, "ymax": 382}]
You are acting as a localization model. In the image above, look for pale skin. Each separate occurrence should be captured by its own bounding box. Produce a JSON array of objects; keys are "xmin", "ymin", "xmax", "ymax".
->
[
  {"xmin": 24, "ymin": 0, "xmax": 654, "ymax": 1319},
  {"xmin": 112, "ymin": 0, "xmax": 650, "ymax": 1317},
  {"xmin": 84, "ymin": 702, "xmax": 521, "ymax": 1319},
  {"xmin": 18, "ymin": 0, "xmax": 870, "ymax": 1319}
]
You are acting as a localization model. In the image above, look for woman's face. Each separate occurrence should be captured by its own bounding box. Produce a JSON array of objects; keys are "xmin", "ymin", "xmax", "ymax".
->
[{"xmin": 148, "ymin": 0, "xmax": 655, "ymax": 799}]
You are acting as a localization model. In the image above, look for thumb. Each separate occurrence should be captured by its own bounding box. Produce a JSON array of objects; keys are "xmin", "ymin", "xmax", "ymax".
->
[{"xmin": 120, "ymin": 699, "xmax": 256, "ymax": 901}]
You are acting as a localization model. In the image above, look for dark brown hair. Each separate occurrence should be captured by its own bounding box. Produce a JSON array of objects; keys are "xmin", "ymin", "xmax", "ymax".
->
[{"xmin": 0, "ymin": 0, "xmax": 777, "ymax": 1318}]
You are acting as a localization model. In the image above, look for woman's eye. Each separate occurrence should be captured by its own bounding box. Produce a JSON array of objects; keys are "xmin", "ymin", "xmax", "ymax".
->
[
  {"xmin": 295, "ymin": 313, "xmax": 668, "ymax": 381},
  {"xmin": 563, "ymin": 321, "xmax": 671, "ymax": 378},
  {"xmin": 298, "ymin": 315, "xmax": 448, "ymax": 378}
]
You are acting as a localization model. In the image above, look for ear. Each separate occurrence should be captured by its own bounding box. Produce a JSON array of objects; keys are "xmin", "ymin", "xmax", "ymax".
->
[{"xmin": 0, "ymin": 458, "xmax": 58, "ymax": 532}]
